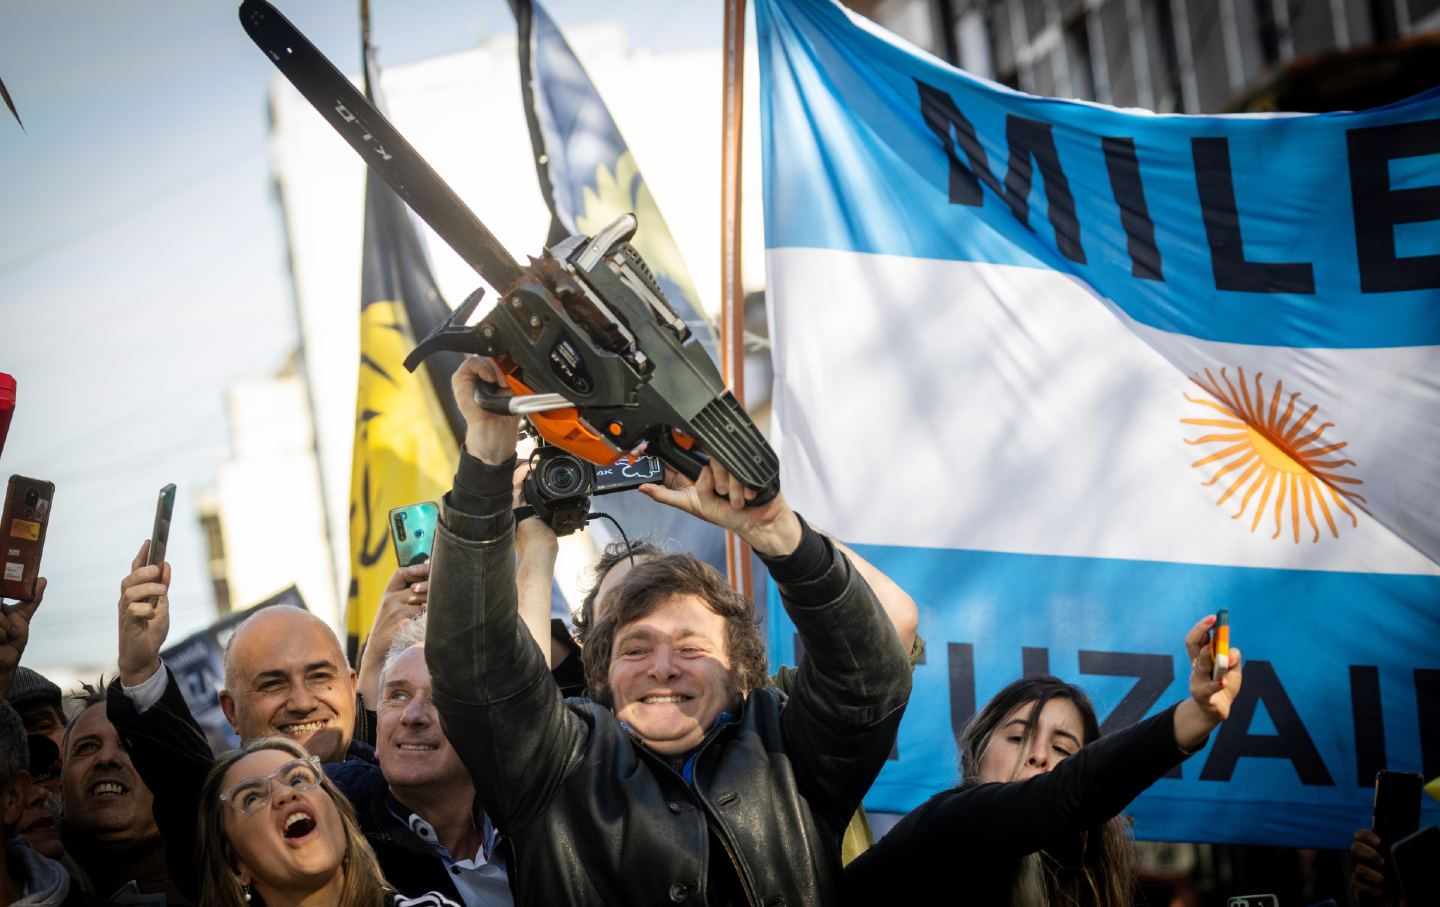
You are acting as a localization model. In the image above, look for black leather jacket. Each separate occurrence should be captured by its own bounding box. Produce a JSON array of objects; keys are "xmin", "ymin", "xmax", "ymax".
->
[{"xmin": 425, "ymin": 454, "xmax": 912, "ymax": 906}]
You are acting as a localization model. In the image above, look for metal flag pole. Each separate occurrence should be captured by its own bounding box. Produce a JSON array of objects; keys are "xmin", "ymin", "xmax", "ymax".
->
[{"xmin": 721, "ymin": 0, "xmax": 753, "ymax": 599}]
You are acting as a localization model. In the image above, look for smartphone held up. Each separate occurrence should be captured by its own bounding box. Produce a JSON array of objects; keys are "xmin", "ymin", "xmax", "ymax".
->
[
  {"xmin": 144, "ymin": 484, "xmax": 177, "ymax": 604},
  {"xmin": 390, "ymin": 501, "xmax": 439, "ymax": 567},
  {"xmin": 2, "ymin": 475, "xmax": 54, "ymax": 602},
  {"xmin": 1210, "ymin": 608, "xmax": 1231, "ymax": 682}
]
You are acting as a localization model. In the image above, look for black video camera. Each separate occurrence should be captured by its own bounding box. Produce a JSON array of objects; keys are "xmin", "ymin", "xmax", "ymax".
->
[{"xmin": 522, "ymin": 445, "xmax": 665, "ymax": 536}]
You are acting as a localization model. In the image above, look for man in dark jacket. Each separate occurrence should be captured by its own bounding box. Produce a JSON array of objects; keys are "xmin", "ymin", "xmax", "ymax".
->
[{"xmin": 425, "ymin": 356, "xmax": 913, "ymax": 906}]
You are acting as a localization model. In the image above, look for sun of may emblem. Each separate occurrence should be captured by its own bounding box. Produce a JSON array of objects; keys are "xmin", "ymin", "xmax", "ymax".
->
[{"xmin": 1181, "ymin": 367, "xmax": 1366, "ymax": 542}]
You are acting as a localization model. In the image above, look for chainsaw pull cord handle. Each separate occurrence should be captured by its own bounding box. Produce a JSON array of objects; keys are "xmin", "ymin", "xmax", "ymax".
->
[{"xmin": 472, "ymin": 380, "xmax": 573, "ymax": 416}]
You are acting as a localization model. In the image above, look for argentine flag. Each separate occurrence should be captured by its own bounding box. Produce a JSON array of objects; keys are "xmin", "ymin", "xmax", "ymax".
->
[{"xmin": 757, "ymin": 0, "xmax": 1440, "ymax": 847}]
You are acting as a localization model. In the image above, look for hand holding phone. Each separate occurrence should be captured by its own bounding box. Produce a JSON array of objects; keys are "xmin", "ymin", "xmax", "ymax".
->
[
  {"xmin": 117, "ymin": 537, "xmax": 173, "ymax": 687},
  {"xmin": 1210, "ymin": 608, "xmax": 1231, "ymax": 681},
  {"xmin": 1373, "ymin": 770, "xmax": 1424, "ymax": 900}
]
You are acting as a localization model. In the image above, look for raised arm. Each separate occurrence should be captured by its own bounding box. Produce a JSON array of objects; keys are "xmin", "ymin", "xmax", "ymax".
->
[
  {"xmin": 425, "ymin": 356, "xmax": 583, "ymax": 831},
  {"xmin": 827, "ymin": 537, "xmax": 918, "ymax": 654},
  {"xmin": 512, "ymin": 463, "xmax": 559, "ymax": 670},
  {"xmin": 107, "ymin": 541, "xmax": 212, "ymax": 903},
  {"xmin": 846, "ymin": 616, "xmax": 1243, "ymax": 889},
  {"xmin": 357, "ymin": 562, "xmax": 430, "ymax": 710}
]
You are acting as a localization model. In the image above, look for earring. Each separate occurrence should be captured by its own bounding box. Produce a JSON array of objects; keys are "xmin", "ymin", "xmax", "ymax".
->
[{"xmin": 243, "ymin": 884, "xmax": 252, "ymax": 902}]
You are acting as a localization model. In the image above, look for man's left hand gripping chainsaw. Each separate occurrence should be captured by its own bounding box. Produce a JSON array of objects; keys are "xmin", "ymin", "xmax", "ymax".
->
[{"xmin": 240, "ymin": 0, "xmax": 779, "ymax": 504}]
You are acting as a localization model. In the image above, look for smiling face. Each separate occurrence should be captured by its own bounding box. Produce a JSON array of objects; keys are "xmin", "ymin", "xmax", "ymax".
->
[
  {"xmin": 977, "ymin": 697, "xmax": 1086, "ymax": 784},
  {"xmin": 61, "ymin": 702, "xmax": 158, "ymax": 842},
  {"xmin": 608, "ymin": 594, "xmax": 740, "ymax": 757},
  {"xmin": 219, "ymin": 608, "xmax": 357, "ymax": 763},
  {"xmin": 375, "ymin": 647, "xmax": 471, "ymax": 800},
  {"xmin": 220, "ymin": 749, "xmax": 348, "ymax": 899}
]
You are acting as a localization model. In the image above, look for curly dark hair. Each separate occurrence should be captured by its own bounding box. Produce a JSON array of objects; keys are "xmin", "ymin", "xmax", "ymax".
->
[
  {"xmin": 581, "ymin": 554, "xmax": 769, "ymax": 704},
  {"xmin": 572, "ymin": 537, "xmax": 668, "ymax": 646}
]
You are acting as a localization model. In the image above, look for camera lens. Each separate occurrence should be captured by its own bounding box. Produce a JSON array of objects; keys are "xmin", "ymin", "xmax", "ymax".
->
[
  {"xmin": 23, "ymin": 490, "xmax": 38, "ymax": 507},
  {"xmin": 396, "ymin": 512, "xmax": 407, "ymax": 521},
  {"xmin": 548, "ymin": 464, "xmax": 581, "ymax": 495}
]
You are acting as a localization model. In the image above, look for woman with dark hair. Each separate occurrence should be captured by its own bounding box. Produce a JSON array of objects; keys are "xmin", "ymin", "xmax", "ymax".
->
[
  {"xmin": 195, "ymin": 737, "xmax": 459, "ymax": 907},
  {"xmin": 844, "ymin": 616, "xmax": 1241, "ymax": 906}
]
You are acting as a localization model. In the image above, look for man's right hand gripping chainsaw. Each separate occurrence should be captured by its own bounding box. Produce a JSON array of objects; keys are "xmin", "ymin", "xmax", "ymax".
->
[{"xmin": 239, "ymin": 0, "xmax": 779, "ymax": 504}]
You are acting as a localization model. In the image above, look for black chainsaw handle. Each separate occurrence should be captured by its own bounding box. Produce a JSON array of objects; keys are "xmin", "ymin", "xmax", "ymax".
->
[{"xmin": 652, "ymin": 433, "xmax": 778, "ymax": 507}]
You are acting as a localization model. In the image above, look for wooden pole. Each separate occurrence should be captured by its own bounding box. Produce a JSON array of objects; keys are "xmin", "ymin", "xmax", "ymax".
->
[{"xmin": 720, "ymin": 0, "xmax": 753, "ymax": 599}]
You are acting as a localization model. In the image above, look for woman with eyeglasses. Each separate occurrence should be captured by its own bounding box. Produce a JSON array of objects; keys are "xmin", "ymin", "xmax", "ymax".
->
[{"xmin": 196, "ymin": 737, "xmax": 460, "ymax": 907}]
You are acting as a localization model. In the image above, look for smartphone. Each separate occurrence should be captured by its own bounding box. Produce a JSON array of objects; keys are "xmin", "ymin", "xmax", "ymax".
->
[
  {"xmin": 145, "ymin": 484, "xmax": 176, "ymax": 601},
  {"xmin": 1211, "ymin": 608, "xmax": 1231, "ymax": 681},
  {"xmin": 2, "ymin": 475, "xmax": 55, "ymax": 601},
  {"xmin": 1391, "ymin": 824, "xmax": 1440, "ymax": 906},
  {"xmin": 147, "ymin": 484, "xmax": 176, "ymax": 569},
  {"xmin": 1374, "ymin": 769, "xmax": 1424, "ymax": 899},
  {"xmin": 389, "ymin": 501, "xmax": 439, "ymax": 567}
]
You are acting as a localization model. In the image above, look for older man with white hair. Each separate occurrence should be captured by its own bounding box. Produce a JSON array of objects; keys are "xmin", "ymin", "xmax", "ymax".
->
[{"xmin": 329, "ymin": 615, "xmax": 513, "ymax": 906}]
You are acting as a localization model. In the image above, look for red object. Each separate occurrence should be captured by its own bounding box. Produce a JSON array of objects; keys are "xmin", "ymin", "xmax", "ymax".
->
[{"xmin": 0, "ymin": 373, "xmax": 14, "ymax": 460}]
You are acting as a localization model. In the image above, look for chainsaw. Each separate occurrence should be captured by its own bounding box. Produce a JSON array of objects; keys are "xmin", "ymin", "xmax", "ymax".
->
[{"xmin": 240, "ymin": 0, "xmax": 779, "ymax": 504}]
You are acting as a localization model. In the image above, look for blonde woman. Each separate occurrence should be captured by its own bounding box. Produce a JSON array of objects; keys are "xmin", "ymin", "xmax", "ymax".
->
[{"xmin": 196, "ymin": 738, "xmax": 460, "ymax": 907}]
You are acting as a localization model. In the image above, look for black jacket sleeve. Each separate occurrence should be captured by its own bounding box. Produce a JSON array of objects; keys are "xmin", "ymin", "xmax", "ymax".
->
[
  {"xmin": 107, "ymin": 669, "xmax": 215, "ymax": 903},
  {"xmin": 425, "ymin": 452, "xmax": 584, "ymax": 833},
  {"xmin": 766, "ymin": 522, "xmax": 913, "ymax": 831},
  {"xmin": 844, "ymin": 703, "xmax": 1189, "ymax": 896}
]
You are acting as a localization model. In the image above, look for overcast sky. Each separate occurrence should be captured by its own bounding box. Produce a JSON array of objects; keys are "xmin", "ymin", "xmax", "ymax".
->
[{"xmin": 0, "ymin": 0, "xmax": 718, "ymax": 676}]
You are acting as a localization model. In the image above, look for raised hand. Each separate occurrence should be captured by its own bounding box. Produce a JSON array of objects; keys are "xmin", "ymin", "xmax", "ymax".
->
[
  {"xmin": 0, "ymin": 577, "xmax": 45, "ymax": 696},
  {"xmin": 451, "ymin": 355, "xmax": 521, "ymax": 466},
  {"xmin": 1185, "ymin": 614, "xmax": 1243, "ymax": 722},
  {"xmin": 1349, "ymin": 827, "xmax": 1389, "ymax": 904},
  {"xmin": 357, "ymin": 562, "xmax": 431, "ymax": 709},
  {"xmin": 638, "ymin": 460, "xmax": 802, "ymax": 558},
  {"xmin": 1172, "ymin": 614, "xmax": 1244, "ymax": 751},
  {"xmin": 117, "ymin": 541, "xmax": 171, "ymax": 687}
]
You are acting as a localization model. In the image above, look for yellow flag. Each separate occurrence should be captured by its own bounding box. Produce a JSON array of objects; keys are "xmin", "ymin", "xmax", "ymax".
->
[{"xmin": 345, "ymin": 299, "xmax": 457, "ymax": 659}]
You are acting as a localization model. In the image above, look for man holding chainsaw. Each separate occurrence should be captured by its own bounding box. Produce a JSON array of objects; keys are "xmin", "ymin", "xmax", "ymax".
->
[{"xmin": 424, "ymin": 355, "xmax": 912, "ymax": 906}]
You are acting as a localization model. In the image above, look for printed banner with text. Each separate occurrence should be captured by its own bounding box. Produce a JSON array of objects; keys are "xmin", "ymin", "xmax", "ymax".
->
[{"xmin": 757, "ymin": 0, "xmax": 1440, "ymax": 847}]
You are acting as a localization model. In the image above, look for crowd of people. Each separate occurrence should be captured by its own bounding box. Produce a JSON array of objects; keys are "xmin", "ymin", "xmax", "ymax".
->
[{"xmin": 0, "ymin": 355, "xmax": 1409, "ymax": 906}]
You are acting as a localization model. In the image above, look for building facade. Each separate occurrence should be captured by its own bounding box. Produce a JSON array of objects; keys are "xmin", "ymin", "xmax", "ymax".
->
[{"xmin": 849, "ymin": 0, "xmax": 1440, "ymax": 111}]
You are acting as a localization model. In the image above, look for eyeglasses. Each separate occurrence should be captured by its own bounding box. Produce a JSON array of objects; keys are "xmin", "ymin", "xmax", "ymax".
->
[{"xmin": 219, "ymin": 756, "xmax": 323, "ymax": 815}]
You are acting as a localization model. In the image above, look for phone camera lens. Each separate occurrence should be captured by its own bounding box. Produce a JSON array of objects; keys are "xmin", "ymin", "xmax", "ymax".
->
[
  {"xmin": 23, "ymin": 490, "xmax": 37, "ymax": 507},
  {"xmin": 396, "ymin": 512, "xmax": 407, "ymax": 521}
]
